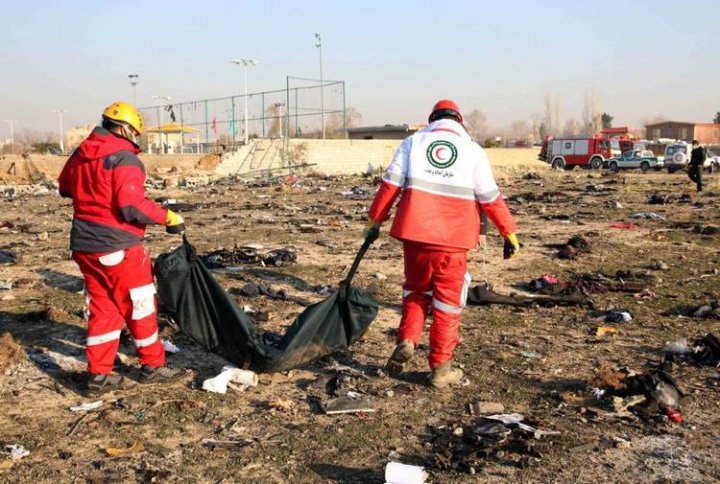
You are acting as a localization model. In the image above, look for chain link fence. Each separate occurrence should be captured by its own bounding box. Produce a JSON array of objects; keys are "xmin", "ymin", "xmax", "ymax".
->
[{"xmin": 138, "ymin": 77, "xmax": 345, "ymax": 154}]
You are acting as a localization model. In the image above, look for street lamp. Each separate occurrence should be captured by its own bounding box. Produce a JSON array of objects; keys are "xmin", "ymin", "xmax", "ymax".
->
[
  {"xmin": 152, "ymin": 95, "xmax": 171, "ymax": 154},
  {"xmin": 4, "ymin": 119, "xmax": 17, "ymax": 147},
  {"xmin": 231, "ymin": 58, "xmax": 259, "ymax": 145},
  {"xmin": 51, "ymin": 109, "xmax": 68, "ymax": 154},
  {"xmin": 315, "ymin": 33, "xmax": 325, "ymax": 139},
  {"xmin": 128, "ymin": 74, "xmax": 139, "ymax": 106}
]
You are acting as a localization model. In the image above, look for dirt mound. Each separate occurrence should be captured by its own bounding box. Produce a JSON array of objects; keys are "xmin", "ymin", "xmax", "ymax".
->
[
  {"xmin": 0, "ymin": 332, "xmax": 25, "ymax": 370},
  {"xmin": 195, "ymin": 154, "xmax": 222, "ymax": 171}
]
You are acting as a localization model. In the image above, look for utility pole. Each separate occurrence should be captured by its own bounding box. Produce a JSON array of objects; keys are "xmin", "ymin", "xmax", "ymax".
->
[
  {"xmin": 4, "ymin": 119, "xmax": 17, "ymax": 147},
  {"xmin": 273, "ymin": 103, "xmax": 285, "ymax": 138},
  {"xmin": 152, "ymin": 95, "xmax": 171, "ymax": 154},
  {"xmin": 231, "ymin": 58, "xmax": 259, "ymax": 145},
  {"xmin": 315, "ymin": 33, "xmax": 325, "ymax": 139},
  {"xmin": 51, "ymin": 109, "xmax": 68, "ymax": 154},
  {"xmin": 128, "ymin": 74, "xmax": 139, "ymax": 106}
]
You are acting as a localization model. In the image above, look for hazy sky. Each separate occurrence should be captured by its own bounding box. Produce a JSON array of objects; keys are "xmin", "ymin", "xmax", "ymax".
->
[{"xmin": 2, "ymin": 0, "xmax": 719, "ymax": 137}]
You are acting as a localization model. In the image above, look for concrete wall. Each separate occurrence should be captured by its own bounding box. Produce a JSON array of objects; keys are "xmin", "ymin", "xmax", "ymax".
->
[{"xmin": 216, "ymin": 138, "xmax": 543, "ymax": 176}]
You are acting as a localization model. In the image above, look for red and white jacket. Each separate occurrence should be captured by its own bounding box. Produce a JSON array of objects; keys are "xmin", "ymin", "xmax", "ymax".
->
[
  {"xmin": 368, "ymin": 119, "xmax": 516, "ymax": 250},
  {"xmin": 59, "ymin": 127, "xmax": 168, "ymax": 253}
]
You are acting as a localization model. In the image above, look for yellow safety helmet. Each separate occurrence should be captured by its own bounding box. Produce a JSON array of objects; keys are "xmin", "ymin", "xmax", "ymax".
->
[{"xmin": 102, "ymin": 102, "xmax": 145, "ymax": 135}]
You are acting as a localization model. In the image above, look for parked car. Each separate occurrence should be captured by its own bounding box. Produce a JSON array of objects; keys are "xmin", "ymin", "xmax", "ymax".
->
[
  {"xmin": 664, "ymin": 142, "xmax": 714, "ymax": 173},
  {"xmin": 606, "ymin": 150, "xmax": 662, "ymax": 173}
]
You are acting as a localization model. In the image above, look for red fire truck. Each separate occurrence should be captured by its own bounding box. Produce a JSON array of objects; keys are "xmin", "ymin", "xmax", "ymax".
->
[{"xmin": 539, "ymin": 136, "xmax": 622, "ymax": 169}]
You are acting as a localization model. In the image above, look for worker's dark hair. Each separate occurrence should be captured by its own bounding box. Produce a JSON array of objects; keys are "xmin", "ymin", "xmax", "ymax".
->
[
  {"xmin": 692, "ymin": 139, "xmax": 699, "ymax": 144},
  {"xmin": 428, "ymin": 109, "xmax": 462, "ymax": 124}
]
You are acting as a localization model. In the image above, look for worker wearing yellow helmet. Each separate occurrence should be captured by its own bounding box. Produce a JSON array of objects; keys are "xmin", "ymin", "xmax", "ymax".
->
[{"xmin": 58, "ymin": 101, "xmax": 186, "ymax": 396}]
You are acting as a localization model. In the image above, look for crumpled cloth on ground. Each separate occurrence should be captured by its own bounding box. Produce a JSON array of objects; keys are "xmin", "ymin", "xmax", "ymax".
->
[{"xmin": 202, "ymin": 365, "xmax": 259, "ymax": 394}]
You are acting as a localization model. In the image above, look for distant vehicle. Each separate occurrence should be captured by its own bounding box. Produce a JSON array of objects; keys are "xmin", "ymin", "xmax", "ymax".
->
[
  {"xmin": 606, "ymin": 150, "xmax": 662, "ymax": 173},
  {"xmin": 542, "ymin": 136, "xmax": 621, "ymax": 170},
  {"xmin": 664, "ymin": 142, "xmax": 714, "ymax": 173}
]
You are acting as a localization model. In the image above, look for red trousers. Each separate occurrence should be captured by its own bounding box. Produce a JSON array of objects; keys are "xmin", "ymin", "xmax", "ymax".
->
[
  {"xmin": 398, "ymin": 242, "xmax": 470, "ymax": 368},
  {"xmin": 73, "ymin": 244, "xmax": 165, "ymax": 374}
]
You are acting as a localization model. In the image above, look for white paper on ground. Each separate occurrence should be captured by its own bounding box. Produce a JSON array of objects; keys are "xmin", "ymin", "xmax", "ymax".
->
[
  {"xmin": 385, "ymin": 462, "xmax": 428, "ymax": 484},
  {"xmin": 202, "ymin": 365, "xmax": 258, "ymax": 394}
]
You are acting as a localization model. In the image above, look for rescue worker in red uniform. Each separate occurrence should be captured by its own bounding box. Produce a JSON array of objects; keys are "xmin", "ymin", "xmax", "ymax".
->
[
  {"xmin": 59, "ymin": 102, "xmax": 187, "ymax": 395},
  {"xmin": 365, "ymin": 100, "xmax": 519, "ymax": 388}
]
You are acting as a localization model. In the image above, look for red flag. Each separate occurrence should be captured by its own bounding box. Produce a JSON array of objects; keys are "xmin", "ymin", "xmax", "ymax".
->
[{"xmin": 211, "ymin": 116, "xmax": 218, "ymax": 134}]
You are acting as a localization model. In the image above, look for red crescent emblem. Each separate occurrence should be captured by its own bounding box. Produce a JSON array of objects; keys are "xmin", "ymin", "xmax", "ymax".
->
[{"xmin": 435, "ymin": 147, "xmax": 448, "ymax": 161}]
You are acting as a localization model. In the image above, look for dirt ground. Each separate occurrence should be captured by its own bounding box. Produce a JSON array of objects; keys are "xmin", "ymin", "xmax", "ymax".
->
[{"xmin": 1, "ymin": 162, "xmax": 719, "ymax": 483}]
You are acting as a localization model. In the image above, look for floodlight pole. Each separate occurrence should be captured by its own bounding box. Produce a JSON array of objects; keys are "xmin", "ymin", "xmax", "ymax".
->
[
  {"xmin": 128, "ymin": 74, "xmax": 139, "ymax": 106},
  {"xmin": 51, "ymin": 109, "xmax": 68, "ymax": 154},
  {"xmin": 231, "ymin": 58, "xmax": 259, "ymax": 145},
  {"xmin": 315, "ymin": 33, "xmax": 325, "ymax": 139}
]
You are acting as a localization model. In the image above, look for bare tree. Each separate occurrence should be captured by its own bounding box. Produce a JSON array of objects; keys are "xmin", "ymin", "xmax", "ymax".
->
[
  {"xmin": 543, "ymin": 93, "xmax": 555, "ymax": 135},
  {"xmin": 462, "ymin": 109, "xmax": 488, "ymax": 141},
  {"xmin": 582, "ymin": 88, "xmax": 602, "ymax": 134},
  {"xmin": 326, "ymin": 106, "xmax": 363, "ymax": 138},
  {"xmin": 507, "ymin": 120, "xmax": 532, "ymax": 140},
  {"xmin": 562, "ymin": 118, "xmax": 583, "ymax": 136}
]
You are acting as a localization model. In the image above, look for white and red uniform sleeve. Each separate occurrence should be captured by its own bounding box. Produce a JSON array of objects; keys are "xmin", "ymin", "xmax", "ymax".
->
[
  {"xmin": 471, "ymin": 145, "xmax": 517, "ymax": 237},
  {"xmin": 368, "ymin": 137, "xmax": 411, "ymax": 223}
]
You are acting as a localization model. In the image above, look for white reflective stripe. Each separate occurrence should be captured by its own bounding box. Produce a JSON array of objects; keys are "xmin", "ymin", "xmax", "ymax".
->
[
  {"xmin": 87, "ymin": 329, "xmax": 121, "ymax": 346},
  {"xmin": 461, "ymin": 272, "xmax": 472, "ymax": 308},
  {"xmin": 129, "ymin": 283, "xmax": 157, "ymax": 320},
  {"xmin": 134, "ymin": 330, "xmax": 158, "ymax": 348},
  {"xmin": 403, "ymin": 289, "xmax": 433, "ymax": 298},
  {"xmin": 476, "ymin": 188, "xmax": 500, "ymax": 203},
  {"xmin": 432, "ymin": 298, "xmax": 463, "ymax": 314},
  {"xmin": 98, "ymin": 250, "xmax": 125, "ymax": 267},
  {"xmin": 383, "ymin": 172, "xmax": 406, "ymax": 187},
  {"xmin": 405, "ymin": 177, "xmax": 476, "ymax": 200}
]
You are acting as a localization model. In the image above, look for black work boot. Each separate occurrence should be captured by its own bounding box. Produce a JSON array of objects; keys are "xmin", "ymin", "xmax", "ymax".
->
[
  {"xmin": 138, "ymin": 365, "xmax": 186, "ymax": 384},
  {"xmin": 86, "ymin": 373, "xmax": 124, "ymax": 396},
  {"xmin": 385, "ymin": 340, "xmax": 415, "ymax": 377}
]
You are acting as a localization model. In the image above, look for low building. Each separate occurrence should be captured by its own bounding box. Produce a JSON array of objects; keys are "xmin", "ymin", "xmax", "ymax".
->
[
  {"xmin": 347, "ymin": 124, "xmax": 423, "ymax": 140},
  {"xmin": 645, "ymin": 121, "xmax": 720, "ymax": 144}
]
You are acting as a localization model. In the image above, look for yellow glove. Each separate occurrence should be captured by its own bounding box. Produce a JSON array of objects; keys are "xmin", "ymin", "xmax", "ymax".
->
[
  {"xmin": 363, "ymin": 219, "xmax": 381, "ymax": 241},
  {"xmin": 503, "ymin": 233, "xmax": 519, "ymax": 259},
  {"xmin": 166, "ymin": 209, "xmax": 185, "ymax": 234}
]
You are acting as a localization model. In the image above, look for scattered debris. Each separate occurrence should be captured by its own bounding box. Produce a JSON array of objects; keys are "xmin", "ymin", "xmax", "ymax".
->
[
  {"xmin": 693, "ymin": 224, "xmax": 720, "ymax": 235},
  {"xmin": 647, "ymin": 193, "xmax": 675, "ymax": 205},
  {"xmin": 162, "ymin": 340, "xmax": 181, "ymax": 354},
  {"xmin": 105, "ymin": 440, "xmax": 143, "ymax": 457},
  {"xmin": 648, "ymin": 261, "xmax": 669, "ymax": 271},
  {"xmin": 556, "ymin": 235, "xmax": 591, "ymax": 260},
  {"xmin": 630, "ymin": 212, "xmax": 665, "ymax": 221},
  {"xmin": 466, "ymin": 283, "xmax": 591, "ymax": 308},
  {"xmin": 609, "ymin": 223, "xmax": 639, "ymax": 229},
  {"xmin": 202, "ymin": 366, "xmax": 258, "ymax": 394},
  {"xmin": 69, "ymin": 401, "xmax": 103, "ymax": 412},
  {"xmin": 604, "ymin": 310, "xmax": 632, "ymax": 324},
  {"xmin": 593, "ymin": 326, "xmax": 617, "ymax": 337},
  {"xmin": 201, "ymin": 438, "xmax": 251, "ymax": 450},
  {"xmin": 385, "ymin": 462, "xmax": 428, "ymax": 484},
  {"xmin": 201, "ymin": 246, "xmax": 296, "ymax": 269},
  {"xmin": 323, "ymin": 397, "xmax": 376, "ymax": 415},
  {"xmin": 4, "ymin": 444, "xmax": 29, "ymax": 460},
  {"xmin": 268, "ymin": 398, "xmax": 295, "ymax": 413},
  {"xmin": 341, "ymin": 186, "xmax": 370, "ymax": 200},
  {"xmin": 0, "ymin": 250, "xmax": 17, "ymax": 264},
  {"xmin": 429, "ymin": 413, "xmax": 559, "ymax": 473},
  {"xmin": 468, "ymin": 401, "xmax": 505, "ymax": 415}
]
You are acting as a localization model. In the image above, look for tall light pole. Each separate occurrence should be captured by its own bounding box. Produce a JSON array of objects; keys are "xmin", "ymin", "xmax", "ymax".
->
[
  {"xmin": 4, "ymin": 119, "xmax": 17, "ymax": 147},
  {"xmin": 51, "ymin": 109, "xmax": 68, "ymax": 154},
  {"xmin": 315, "ymin": 33, "xmax": 325, "ymax": 139},
  {"xmin": 128, "ymin": 74, "xmax": 139, "ymax": 106},
  {"xmin": 231, "ymin": 58, "xmax": 259, "ymax": 145},
  {"xmin": 152, "ymin": 95, "xmax": 171, "ymax": 154}
]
